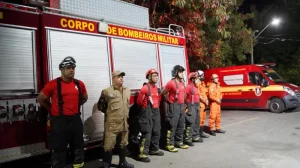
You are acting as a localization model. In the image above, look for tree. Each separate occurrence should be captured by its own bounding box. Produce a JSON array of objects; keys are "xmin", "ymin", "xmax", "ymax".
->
[{"xmin": 122, "ymin": 0, "xmax": 253, "ymax": 70}]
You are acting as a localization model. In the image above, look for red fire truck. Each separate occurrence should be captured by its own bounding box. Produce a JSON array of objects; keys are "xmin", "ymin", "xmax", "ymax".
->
[
  {"xmin": 204, "ymin": 63, "xmax": 300, "ymax": 113},
  {"xmin": 0, "ymin": 0, "xmax": 190, "ymax": 163}
]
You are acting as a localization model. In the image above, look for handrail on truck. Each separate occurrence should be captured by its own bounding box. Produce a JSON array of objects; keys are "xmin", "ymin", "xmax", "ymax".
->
[{"xmin": 169, "ymin": 24, "xmax": 185, "ymax": 37}]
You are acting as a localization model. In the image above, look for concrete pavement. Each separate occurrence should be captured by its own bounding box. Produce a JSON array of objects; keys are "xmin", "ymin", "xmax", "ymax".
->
[
  {"xmin": 1, "ymin": 109, "xmax": 300, "ymax": 168},
  {"xmin": 84, "ymin": 109, "xmax": 300, "ymax": 168}
]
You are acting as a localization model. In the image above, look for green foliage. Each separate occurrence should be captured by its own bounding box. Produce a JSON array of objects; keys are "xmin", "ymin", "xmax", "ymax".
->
[
  {"xmin": 122, "ymin": 0, "xmax": 253, "ymax": 70},
  {"xmin": 221, "ymin": 12, "xmax": 253, "ymax": 66}
]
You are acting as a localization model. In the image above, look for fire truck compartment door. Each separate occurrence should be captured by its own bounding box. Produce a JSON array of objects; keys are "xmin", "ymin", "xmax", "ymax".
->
[
  {"xmin": 0, "ymin": 26, "xmax": 36, "ymax": 92},
  {"xmin": 112, "ymin": 38, "xmax": 159, "ymax": 89},
  {"xmin": 47, "ymin": 30, "xmax": 111, "ymax": 136},
  {"xmin": 159, "ymin": 45, "xmax": 187, "ymax": 86}
]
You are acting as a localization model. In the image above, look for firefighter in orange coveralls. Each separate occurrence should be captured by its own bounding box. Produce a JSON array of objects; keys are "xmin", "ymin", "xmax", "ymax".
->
[
  {"xmin": 196, "ymin": 70, "xmax": 209, "ymax": 138},
  {"xmin": 208, "ymin": 74, "xmax": 226, "ymax": 136},
  {"xmin": 136, "ymin": 69, "xmax": 164, "ymax": 162}
]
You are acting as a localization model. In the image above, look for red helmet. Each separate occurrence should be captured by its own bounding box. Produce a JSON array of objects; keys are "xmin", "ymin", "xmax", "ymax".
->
[
  {"xmin": 188, "ymin": 72, "xmax": 197, "ymax": 80},
  {"xmin": 146, "ymin": 68, "xmax": 158, "ymax": 79}
]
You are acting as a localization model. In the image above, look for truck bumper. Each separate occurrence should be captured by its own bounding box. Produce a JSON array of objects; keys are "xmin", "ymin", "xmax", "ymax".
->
[{"xmin": 283, "ymin": 95, "xmax": 300, "ymax": 109}]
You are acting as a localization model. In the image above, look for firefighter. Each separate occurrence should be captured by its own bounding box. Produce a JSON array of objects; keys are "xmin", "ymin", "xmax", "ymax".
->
[
  {"xmin": 208, "ymin": 74, "xmax": 226, "ymax": 136},
  {"xmin": 38, "ymin": 56, "xmax": 88, "ymax": 168},
  {"xmin": 197, "ymin": 70, "xmax": 209, "ymax": 138},
  {"xmin": 184, "ymin": 72, "xmax": 202, "ymax": 146},
  {"xmin": 97, "ymin": 70, "xmax": 134, "ymax": 168},
  {"xmin": 137, "ymin": 69, "xmax": 164, "ymax": 162},
  {"xmin": 161, "ymin": 65, "xmax": 189, "ymax": 152}
]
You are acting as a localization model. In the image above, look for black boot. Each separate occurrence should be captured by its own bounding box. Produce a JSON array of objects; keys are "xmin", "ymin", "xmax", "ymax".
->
[
  {"xmin": 184, "ymin": 140, "xmax": 194, "ymax": 146},
  {"xmin": 209, "ymin": 130, "xmax": 216, "ymax": 136},
  {"xmin": 51, "ymin": 150, "xmax": 67, "ymax": 168},
  {"xmin": 200, "ymin": 126, "xmax": 209, "ymax": 138},
  {"xmin": 184, "ymin": 127, "xmax": 194, "ymax": 146},
  {"xmin": 215, "ymin": 129, "xmax": 226, "ymax": 133},
  {"xmin": 73, "ymin": 148, "xmax": 84, "ymax": 166},
  {"xmin": 102, "ymin": 150, "xmax": 113, "ymax": 168},
  {"xmin": 192, "ymin": 137, "xmax": 203, "ymax": 143},
  {"xmin": 119, "ymin": 148, "xmax": 134, "ymax": 168}
]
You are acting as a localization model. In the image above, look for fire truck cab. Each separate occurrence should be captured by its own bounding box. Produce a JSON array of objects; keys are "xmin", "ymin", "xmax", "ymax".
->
[{"xmin": 204, "ymin": 63, "xmax": 300, "ymax": 113}]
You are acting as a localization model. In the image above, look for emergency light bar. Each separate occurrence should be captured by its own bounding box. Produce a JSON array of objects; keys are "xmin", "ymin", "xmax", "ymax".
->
[
  {"xmin": 256, "ymin": 63, "xmax": 276, "ymax": 68},
  {"xmin": 24, "ymin": 0, "xmax": 49, "ymax": 7}
]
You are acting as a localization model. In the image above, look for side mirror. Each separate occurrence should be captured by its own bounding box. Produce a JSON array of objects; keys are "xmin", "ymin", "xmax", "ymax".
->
[{"xmin": 261, "ymin": 79, "xmax": 269, "ymax": 87}]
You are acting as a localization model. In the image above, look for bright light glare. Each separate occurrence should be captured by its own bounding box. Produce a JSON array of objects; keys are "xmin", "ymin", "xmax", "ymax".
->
[{"xmin": 271, "ymin": 18, "xmax": 281, "ymax": 26}]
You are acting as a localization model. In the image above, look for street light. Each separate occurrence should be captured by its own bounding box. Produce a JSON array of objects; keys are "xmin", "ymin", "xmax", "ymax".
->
[{"xmin": 250, "ymin": 18, "xmax": 281, "ymax": 64}]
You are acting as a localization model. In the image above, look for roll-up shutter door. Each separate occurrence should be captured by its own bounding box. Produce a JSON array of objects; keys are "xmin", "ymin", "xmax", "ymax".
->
[
  {"xmin": 112, "ymin": 38, "xmax": 159, "ymax": 89},
  {"xmin": 47, "ymin": 30, "xmax": 110, "ymax": 135},
  {"xmin": 0, "ymin": 26, "xmax": 36, "ymax": 91},
  {"xmin": 159, "ymin": 45, "xmax": 187, "ymax": 86}
]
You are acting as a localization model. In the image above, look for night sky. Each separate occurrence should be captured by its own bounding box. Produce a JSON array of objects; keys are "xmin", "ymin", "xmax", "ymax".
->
[{"xmin": 240, "ymin": 0, "xmax": 274, "ymax": 13}]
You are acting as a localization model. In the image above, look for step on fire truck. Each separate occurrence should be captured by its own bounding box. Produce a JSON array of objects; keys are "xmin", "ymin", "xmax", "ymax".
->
[{"xmin": 0, "ymin": 0, "xmax": 190, "ymax": 163}]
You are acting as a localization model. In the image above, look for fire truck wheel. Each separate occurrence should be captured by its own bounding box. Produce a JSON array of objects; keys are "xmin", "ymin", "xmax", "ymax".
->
[{"xmin": 269, "ymin": 98, "xmax": 285, "ymax": 113}]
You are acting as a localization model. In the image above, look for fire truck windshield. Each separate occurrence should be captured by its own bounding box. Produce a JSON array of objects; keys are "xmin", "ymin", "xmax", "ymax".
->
[{"xmin": 263, "ymin": 70, "xmax": 285, "ymax": 83}]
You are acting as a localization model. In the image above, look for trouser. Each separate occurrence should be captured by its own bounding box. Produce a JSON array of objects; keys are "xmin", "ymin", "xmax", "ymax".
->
[
  {"xmin": 209, "ymin": 103, "xmax": 221, "ymax": 131},
  {"xmin": 166, "ymin": 103, "xmax": 185, "ymax": 146},
  {"xmin": 103, "ymin": 121, "xmax": 129, "ymax": 166},
  {"xmin": 185, "ymin": 103, "xmax": 200, "ymax": 141},
  {"xmin": 200, "ymin": 103, "xmax": 206, "ymax": 127},
  {"xmin": 139, "ymin": 107, "xmax": 161, "ymax": 155},
  {"xmin": 47, "ymin": 114, "xmax": 84, "ymax": 168},
  {"xmin": 103, "ymin": 123, "xmax": 128, "ymax": 152}
]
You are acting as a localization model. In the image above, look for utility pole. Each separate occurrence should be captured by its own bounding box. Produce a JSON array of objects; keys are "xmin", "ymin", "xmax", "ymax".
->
[
  {"xmin": 251, "ymin": 30, "xmax": 258, "ymax": 64},
  {"xmin": 251, "ymin": 18, "xmax": 281, "ymax": 64}
]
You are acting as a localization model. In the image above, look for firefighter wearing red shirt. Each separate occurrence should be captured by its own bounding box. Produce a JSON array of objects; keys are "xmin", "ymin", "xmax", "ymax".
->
[
  {"xmin": 137, "ymin": 69, "xmax": 164, "ymax": 162},
  {"xmin": 208, "ymin": 74, "xmax": 226, "ymax": 136},
  {"xmin": 97, "ymin": 70, "xmax": 134, "ymax": 168},
  {"xmin": 38, "ymin": 56, "xmax": 88, "ymax": 168},
  {"xmin": 161, "ymin": 65, "xmax": 189, "ymax": 152},
  {"xmin": 184, "ymin": 72, "xmax": 203, "ymax": 146}
]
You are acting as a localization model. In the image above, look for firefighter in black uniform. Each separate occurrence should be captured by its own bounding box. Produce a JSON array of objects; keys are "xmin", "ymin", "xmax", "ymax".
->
[
  {"xmin": 38, "ymin": 56, "xmax": 88, "ymax": 168},
  {"xmin": 161, "ymin": 65, "xmax": 189, "ymax": 152},
  {"xmin": 136, "ymin": 69, "xmax": 164, "ymax": 162}
]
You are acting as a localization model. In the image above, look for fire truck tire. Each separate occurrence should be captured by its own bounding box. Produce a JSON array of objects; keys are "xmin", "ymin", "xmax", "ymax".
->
[{"xmin": 269, "ymin": 98, "xmax": 285, "ymax": 113}]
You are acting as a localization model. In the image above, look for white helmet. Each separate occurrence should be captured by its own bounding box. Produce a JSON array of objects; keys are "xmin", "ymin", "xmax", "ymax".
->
[
  {"xmin": 197, "ymin": 70, "xmax": 205, "ymax": 80},
  {"xmin": 197, "ymin": 70, "xmax": 204, "ymax": 76}
]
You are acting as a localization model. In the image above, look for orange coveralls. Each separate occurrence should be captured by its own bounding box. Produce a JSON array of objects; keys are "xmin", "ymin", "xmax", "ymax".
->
[
  {"xmin": 208, "ymin": 83, "xmax": 223, "ymax": 131},
  {"xmin": 197, "ymin": 81, "xmax": 208, "ymax": 127}
]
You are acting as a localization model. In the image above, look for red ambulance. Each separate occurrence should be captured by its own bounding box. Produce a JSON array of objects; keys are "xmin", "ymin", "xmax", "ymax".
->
[{"xmin": 204, "ymin": 63, "xmax": 300, "ymax": 113}]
